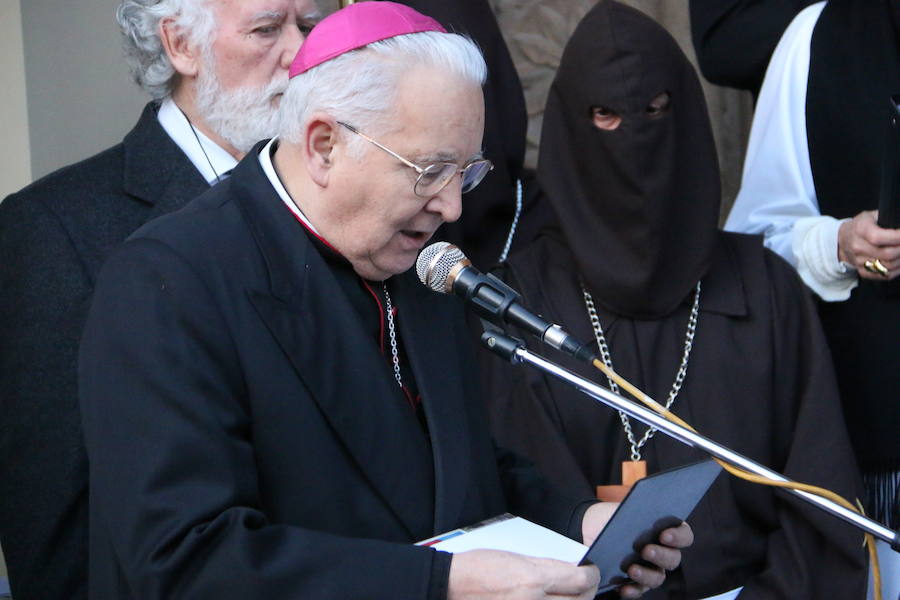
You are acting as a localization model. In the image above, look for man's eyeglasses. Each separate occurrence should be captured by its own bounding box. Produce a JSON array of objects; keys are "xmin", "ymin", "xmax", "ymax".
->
[{"xmin": 337, "ymin": 121, "xmax": 493, "ymax": 198}]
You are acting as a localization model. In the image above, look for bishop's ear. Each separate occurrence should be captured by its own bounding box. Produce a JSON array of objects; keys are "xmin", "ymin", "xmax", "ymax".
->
[{"xmin": 304, "ymin": 116, "xmax": 338, "ymax": 188}]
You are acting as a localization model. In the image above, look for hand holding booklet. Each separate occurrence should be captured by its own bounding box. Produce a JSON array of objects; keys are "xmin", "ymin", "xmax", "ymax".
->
[
  {"xmin": 417, "ymin": 513, "xmax": 588, "ymax": 562},
  {"xmin": 418, "ymin": 460, "xmax": 722, "ymax": 594}
]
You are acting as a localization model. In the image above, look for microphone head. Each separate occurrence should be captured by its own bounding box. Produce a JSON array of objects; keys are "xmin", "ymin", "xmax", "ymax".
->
[{"xmin": 416, "ymin": 242, "xmax": 468, "ymax": 293}]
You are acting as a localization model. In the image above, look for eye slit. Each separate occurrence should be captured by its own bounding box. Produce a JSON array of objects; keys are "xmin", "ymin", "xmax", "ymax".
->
[
  {"xmin": 646, "ymin": 91, "xmax": 671, "ymax": 118},
  {"xmin": 590, "ymin": 105, "xmax": 622, "ymax": 131},
  {"xmin": 297, "ymin": 19, "xmax": 315, "ymax": 35}
]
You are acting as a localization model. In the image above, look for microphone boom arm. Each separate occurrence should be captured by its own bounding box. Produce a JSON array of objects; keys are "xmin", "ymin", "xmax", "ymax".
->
[
  {"xmin": 481, "ymin": 330, "xmax": 900, "ymax": 549},
  {"xmin": 454, "ymin": 269, "xmax": 595, "ymax": 361}
]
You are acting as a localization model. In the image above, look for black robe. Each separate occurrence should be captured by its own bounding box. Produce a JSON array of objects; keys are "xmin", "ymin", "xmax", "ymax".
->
[
  {"xmin": 485, "ymin": 2, "xmax": 866, "ymax": 596},
  {"xmin": 806, "ymin": 0, "xmax": 900, "ymax": 500},
  {"xmin": 481, "ymin": 232, "xmax": 867, "ymax": 599}
]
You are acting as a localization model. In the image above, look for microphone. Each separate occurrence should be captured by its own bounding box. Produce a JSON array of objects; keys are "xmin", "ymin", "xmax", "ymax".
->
[{"xmin": 416, "ymin": 242, "xmax": 596, "ymax": 362}]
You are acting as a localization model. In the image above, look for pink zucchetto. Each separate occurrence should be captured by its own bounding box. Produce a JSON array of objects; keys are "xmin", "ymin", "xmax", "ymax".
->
[{"xmin": 289, "ymin": 1, "xmax": 447, "ymax": 78}]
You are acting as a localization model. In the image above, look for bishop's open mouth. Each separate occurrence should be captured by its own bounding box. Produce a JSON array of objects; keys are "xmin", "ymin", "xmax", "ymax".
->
[{"xmin": 400, "ymin": 230, "xmax": 431, "ymax": 248}]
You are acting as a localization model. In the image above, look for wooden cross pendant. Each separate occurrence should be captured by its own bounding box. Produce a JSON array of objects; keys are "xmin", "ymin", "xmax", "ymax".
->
[{"xmin": 596, "ymin": 460, "xmax": 647, "ymax": 502}]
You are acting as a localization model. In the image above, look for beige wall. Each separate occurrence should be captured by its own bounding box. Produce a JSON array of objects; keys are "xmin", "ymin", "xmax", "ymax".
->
[
  {"xmin": 0, "ymin": 0, "xmax": 32, "ymax": 200},
  {"xmin": 21, "ymin": 0, "xmax": 149, "ymax": 181},
  {"xmin": 1, "ymin": 9, "xmax": 26, "ymax": 582}
]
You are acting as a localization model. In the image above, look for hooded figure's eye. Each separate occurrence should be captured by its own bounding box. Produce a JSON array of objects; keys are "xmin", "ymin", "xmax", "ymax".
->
[
  {"xmin": 646, "ymin": 91, "xmax": 671, "ymax": 118},
  {"xmin": 591, "ymin": 106, "xmax": 622, "ymax": 130}
]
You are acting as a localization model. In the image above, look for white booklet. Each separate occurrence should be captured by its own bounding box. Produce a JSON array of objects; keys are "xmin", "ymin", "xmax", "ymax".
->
[{"xmin": 416, "ymin": 513, "xmax": 587, "ymax": 563}]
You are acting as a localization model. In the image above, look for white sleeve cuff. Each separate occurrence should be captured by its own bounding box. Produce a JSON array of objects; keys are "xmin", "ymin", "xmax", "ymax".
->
[{"xmin": 792, "ymin": 216, "xmax": 858, "ymax": 301}]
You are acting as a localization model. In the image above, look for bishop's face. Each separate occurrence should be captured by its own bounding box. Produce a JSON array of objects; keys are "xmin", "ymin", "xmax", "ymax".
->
[{"xmin": 324, "ymin": 67, "xmax": 486, "ymax": 281}]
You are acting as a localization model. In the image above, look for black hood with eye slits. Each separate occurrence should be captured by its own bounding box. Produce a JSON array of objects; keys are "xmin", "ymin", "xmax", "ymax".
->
[{"xmin": 538, "ymin": 0, "xmax": 720, "ymax": 319}]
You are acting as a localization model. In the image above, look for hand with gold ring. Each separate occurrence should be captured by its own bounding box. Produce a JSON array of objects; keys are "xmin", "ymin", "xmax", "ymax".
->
[
  {"xmin": 864, "ymin": 259, "xmax": 890, "ymax": 277},
  {"xmin": 838, "ymin": 211, "xmax": 900, "ymax": 281}
]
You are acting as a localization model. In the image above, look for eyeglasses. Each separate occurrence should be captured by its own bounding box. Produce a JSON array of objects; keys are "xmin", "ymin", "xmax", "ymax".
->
[{"xmin": 337, "ymin": 121, "xmax": 493, "ymax": 198}]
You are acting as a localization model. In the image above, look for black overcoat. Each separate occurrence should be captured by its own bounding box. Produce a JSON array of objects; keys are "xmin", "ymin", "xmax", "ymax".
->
[{"xmin": 0, "ymin": 102, "xmax": 208, "ymax": 600}]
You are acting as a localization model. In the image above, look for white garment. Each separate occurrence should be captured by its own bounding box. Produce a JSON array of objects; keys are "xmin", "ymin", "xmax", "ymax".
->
[
  {"xmin": 724, "ymin": 1, "xmax": 858, "ymax": 301},
  {"xmin": 157, "ymin": 98, "xmax": 238, "ymax": 185},
  {"xmin": 257, "ymin": 137, "xmax": 320, "ymax": 235}
]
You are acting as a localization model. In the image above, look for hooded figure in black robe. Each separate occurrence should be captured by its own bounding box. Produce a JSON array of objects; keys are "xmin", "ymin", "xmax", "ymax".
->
[
  {"xmin": 479, "ymin": 2, "xmax": 868, "ymax": 597},
  {"xmin": 388, "ymin": 0, "xmax": 554, "ymax": 269}
]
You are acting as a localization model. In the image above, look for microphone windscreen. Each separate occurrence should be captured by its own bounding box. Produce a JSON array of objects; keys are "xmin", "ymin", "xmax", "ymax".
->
[{"xmin": 416, "ymin": 242, "xmax": 466, "ymax": 293}]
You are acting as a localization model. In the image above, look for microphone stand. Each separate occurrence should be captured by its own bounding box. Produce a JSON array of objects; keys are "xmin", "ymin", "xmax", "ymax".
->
[{"xmin": 481, "ymin": 330, "xmax": 900, "ymax": 549}]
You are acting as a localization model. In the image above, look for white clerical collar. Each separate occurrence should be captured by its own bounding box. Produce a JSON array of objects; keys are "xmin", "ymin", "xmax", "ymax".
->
[
  {"xmin": 258, "ymin": 137, "xmax": 320, "ymax": 235},
  {"xmin": 157, "ymin": 98, "xmax": 239, "ymax": 185}
]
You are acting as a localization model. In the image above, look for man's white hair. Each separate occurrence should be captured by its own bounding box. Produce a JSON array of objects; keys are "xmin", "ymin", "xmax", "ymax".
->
[
  {"xmin": 278, "ymin": 31, "xmax": 487, "ymax": 156},
  {"xmin": 117, "ymin": 0, "xmax": 217, "ymax": 99}
]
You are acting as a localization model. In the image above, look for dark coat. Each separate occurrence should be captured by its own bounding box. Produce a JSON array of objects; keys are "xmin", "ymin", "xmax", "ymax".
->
[
  {"xmin": 0, "ymin": 102, "xmax": 208, "ymax": 600},
  {"xmin": 78, "ymin": 145, "xmax": 586, "ymax": 599},
  {"xmin": 689, "ymin": 0, "xmax": 817, "ymax": 93}
]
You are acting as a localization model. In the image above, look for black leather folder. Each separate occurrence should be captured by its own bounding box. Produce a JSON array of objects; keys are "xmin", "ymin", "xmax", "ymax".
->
[
  {"xmin": 581, "ymin": 459, "xmax": 722, "ymax": 592},
  {"xmin": 877, "ymin": 94, "xmax": 900, "ymax": 229}
]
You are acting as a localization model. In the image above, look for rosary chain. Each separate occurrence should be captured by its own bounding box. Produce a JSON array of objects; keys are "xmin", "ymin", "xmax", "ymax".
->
[
  {"xmin": 382, "ymin": 283, "xmax": 404, "ymax": 389},
  {"xmin": 582, "ymin": 282, "xmax": 701, "ymax": 461}
]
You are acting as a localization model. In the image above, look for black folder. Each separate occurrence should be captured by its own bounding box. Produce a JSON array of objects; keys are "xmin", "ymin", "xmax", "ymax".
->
[
  {"xmin": 580, "ymin": 459, "xmax": 722, "ymax": 592},
  {"xmin": 877, "ymin": 94, "xmax": 900, "ymax": 229}
]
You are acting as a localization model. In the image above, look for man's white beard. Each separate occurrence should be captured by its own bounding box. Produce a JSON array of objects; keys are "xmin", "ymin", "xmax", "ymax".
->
[{"xmin": 194, "ymin": 62, "xmax": 285, "ymax": 154}]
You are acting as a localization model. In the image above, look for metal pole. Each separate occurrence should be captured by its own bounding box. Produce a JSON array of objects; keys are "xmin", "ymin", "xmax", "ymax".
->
[{"xmin": 507, "ymin": 344, "xmax": 899, "ymax": 546}]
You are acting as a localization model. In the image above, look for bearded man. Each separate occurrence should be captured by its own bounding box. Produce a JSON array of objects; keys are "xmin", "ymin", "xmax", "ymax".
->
[{"xmin": 0, "ymin": 1, "xmax": 320, "ymax": 598}]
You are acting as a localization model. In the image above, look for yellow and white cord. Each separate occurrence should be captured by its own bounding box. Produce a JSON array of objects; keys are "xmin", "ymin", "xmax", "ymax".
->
[{"xmin": 589, "ymin": 358, "xmax": 882, "ymax": 599}]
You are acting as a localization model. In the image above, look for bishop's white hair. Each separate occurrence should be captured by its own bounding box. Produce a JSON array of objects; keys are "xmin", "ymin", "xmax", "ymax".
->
[
  {"xmin": 278, "ymin": 31, "xmax": 487, "ymax": 156},
  {"xmin": 117, "ymin": 0, "xmax": 216, "ymax": 99}
]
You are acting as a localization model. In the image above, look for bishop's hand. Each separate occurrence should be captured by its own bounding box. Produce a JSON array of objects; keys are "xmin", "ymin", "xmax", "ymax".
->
[{"xmin": 448, "ymin": 549, "xmax": 600, "ymax": 600}]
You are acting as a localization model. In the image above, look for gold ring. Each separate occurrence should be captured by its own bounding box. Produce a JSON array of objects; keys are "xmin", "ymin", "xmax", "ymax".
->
[
  {"xmin": 864, "ymin": 259, "xmax": 890, "ymax": 277},
  {"xmin": 864, "ymin": 260, "xmax": 878, "ymax": 274}
]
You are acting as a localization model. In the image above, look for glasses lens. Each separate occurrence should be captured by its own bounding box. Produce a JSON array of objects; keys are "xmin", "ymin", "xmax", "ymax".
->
[
  {"xmin": 415, "ymin": 163, "xmax": 458, "ymax": 197},
  {"xmin": 460, "ymin": 160, "xmax": 493, "ymax": 193}
]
